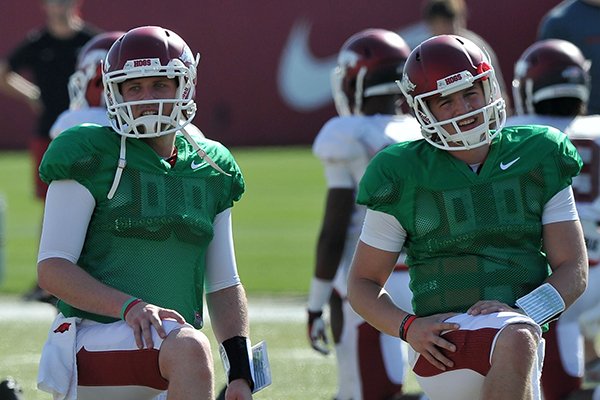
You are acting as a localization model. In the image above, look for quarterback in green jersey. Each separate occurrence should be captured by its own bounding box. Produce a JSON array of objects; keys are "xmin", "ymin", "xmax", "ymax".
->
[
  {"xmin": 36, "ymin": 26, "xmax": 254, "ymax": 400},
  {"xmin": 347, "ymin": 35, "xmax": 588, "ymax": 400}
]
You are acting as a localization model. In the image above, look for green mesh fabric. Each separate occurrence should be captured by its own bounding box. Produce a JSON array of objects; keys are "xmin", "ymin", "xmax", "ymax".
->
[
  {"xmin": 40, "ymin": 125, "xmax": 245, "ymax": 327},
  {"xmin": 358, "ymin": 125, "xmax": 582, "ymax": 316}
]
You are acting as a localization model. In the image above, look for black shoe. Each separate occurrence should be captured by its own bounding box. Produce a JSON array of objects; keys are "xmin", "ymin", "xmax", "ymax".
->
[{"xmin": 0, "ymin": 377, "xmax": 24, "ymax": 400}]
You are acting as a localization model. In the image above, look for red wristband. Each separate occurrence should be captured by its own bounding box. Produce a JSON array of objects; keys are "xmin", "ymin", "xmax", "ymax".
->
[
  {"xmin": 121, "ymin": 298, "xmax": 142, "ymax": 320},
  {"xmin": 402, "ymin": 315, "xmax": 417, "ymax": 340}
]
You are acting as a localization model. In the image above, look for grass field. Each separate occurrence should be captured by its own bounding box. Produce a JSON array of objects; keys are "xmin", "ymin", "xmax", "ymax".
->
[{"xmin": 0, "ymin": 148, "xmax": 425, "ymax": 399}]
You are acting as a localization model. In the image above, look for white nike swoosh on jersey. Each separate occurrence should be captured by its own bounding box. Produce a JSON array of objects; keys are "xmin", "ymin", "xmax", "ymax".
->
[
  {"xmin": 276, "ymin": 20, "xmax": 430, "ymax": 112},
  {"xmin": 500, "ymin": 157, "xmax": 521, "ymax": 170},
  {"xmin": 191, "ymin": 160, "xmax": 204, "ymax": 170}
]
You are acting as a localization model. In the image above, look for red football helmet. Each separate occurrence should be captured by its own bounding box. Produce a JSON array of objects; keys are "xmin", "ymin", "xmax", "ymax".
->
[
  {"xmin": 331, "ymin": 28, "xmax": 411, "ymax": 116},
  {"xmin": 512, "ymin": 39, "xmax": 591, "ymax": 115},
  {"xmin": 102, "ymin": 26, "xmax": 200, "ymax": 138},
  {"xmin": 398, "ymin": 35, "xmax": 506, "ymax": 151},
  {"xmin": 68, "ymin": 31, "xmax": 125, "ymax": 109}
]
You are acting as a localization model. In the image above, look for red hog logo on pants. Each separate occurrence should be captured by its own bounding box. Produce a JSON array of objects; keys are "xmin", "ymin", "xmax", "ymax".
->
[{"xmin": 53, "ymin": 322, "xmax": 72, "ymax": 334}]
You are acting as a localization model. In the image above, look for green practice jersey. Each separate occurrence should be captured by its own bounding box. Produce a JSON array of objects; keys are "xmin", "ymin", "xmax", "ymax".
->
[
  {"xmin": 357, "ymin": 125, "xmax": 582, "ymax": 316},
  {"xmin": 40, "ymin": 124, "xmax": 245, "ymax": 326}
]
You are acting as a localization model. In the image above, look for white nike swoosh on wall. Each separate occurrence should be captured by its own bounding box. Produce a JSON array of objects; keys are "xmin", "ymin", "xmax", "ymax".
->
[
  {"xmin": 277, "ymin": 19, "xmax": 337, "ymax": 112},
  {"xmin": 276, "ymin": 19, "xmax": 430, "ymax": 112}
]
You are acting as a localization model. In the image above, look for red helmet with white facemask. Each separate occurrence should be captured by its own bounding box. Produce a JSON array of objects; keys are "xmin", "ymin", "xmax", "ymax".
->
[
  {"xmin": 331, "ymin": 28, "xmax": 411, "ymax": 116},
  {"xmin": 102, "ymin": 26, "xmax": 200, "ymax": 138},
  {"xmin": 68, "ymin": 31, "xmax": 125, "ymax": 109},
  {"xmin": 512, "ymin": 39, "xmax": 591, "ymax": 115},
  {"xmin": 398, "ymin": 35, "xmax": 506, "ymax": 151},
  {"xmin": 100, "ymin": 26, "xmax": 228, "ymax": 200}
]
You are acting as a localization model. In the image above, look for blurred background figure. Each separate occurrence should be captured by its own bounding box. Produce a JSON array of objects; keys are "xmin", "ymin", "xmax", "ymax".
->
[
  {"xmin": 0, "ymin": 0, "xmax": 99, "ymax": 303},
  {"xmin": 420, "ymin": 0, "xmax": 512, "ymax": 114},
  {"xmin": 0, "ymin": 377, "xmax": 24, "ymax": 400},
  {"xmin": 538, "ymin": 0, "xmax": 600, "ymax": 115},
  {"xmin": 508, "ymin": 38, "xmax": 600, "ymax": 400},
  {"xmin": 49, "ymin": 30, "xmax": 124, "ymax": 138},
  {"xmin": 307, "ymin": 28, "xmax": 425, "ymax": 400}
]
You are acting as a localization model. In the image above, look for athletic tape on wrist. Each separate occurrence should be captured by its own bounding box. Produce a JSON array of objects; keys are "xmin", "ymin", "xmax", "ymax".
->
[
  {"xmin": 307, "ymin": 277, "xmax": 334, "ymax": 312},
  {"xmin": 219, "ymin": 336, "xmax": 255, "ymax": 391},
  {"xmin": 515, "ymin": 283, "xmax": 565, "ymax": 326}
]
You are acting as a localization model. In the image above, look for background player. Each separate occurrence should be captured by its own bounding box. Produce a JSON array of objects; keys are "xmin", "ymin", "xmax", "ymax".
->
[
  {"xmin": 307, "ymin": 28, "xmax": 424, "ymax": 400},
  {"xmin": 537, "ymin": 0, "xmax": 600, "ymax": 116},
  {"xmin": 509, "ymin": 38, "xmax": 600, "ymax": 400},
  {"xmin": 49, "ymin": 31, "xmax": 125, "ymax": 138}
]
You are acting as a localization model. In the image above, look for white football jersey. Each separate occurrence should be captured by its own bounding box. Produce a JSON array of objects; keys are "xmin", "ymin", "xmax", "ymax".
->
[
  {"xmin": 313, "ymin": 113, "xmax": 422, "ymax": 237},
  {"xmin": 50, "ymin": 107, "xmax": 110, "ymax": 139},
  {"xmin": 507, "ymin": 113, "xmax": 600, "ymax": 262}
]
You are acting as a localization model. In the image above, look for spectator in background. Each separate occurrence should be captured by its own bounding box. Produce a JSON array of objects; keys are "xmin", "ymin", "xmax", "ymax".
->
[
  {"xmin": 0, "ymin": 0, "xmax": 99, "ymax": 303},
  {"xmin": 538, "ymin": 0, "xmax": 600, "ymax": 115},
  {"xmin": 307, "ymin": 28, "xmax": 424, "ymax": 400},
  {"xmin": 508, "ymin": 38, "xmax": 600, "ymax": 400},
  {"xmin": 421, "ymin": 0, "xmax": 512, "ymax": 114}
]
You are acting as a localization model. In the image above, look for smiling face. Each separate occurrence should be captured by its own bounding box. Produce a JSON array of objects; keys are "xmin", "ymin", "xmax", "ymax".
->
[
  {"xmin": 399, "ymin": 35, "xmax": 506, "ymax": 151},
  {"xmin": 427, "ymin": 83, "xmax": 486, "ymax": 136}
]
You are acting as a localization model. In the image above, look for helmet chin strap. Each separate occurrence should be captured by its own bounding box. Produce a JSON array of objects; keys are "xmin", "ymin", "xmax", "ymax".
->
[
  {"xmin": 106, "ymin": 122, "xmax": 231, "ymax": 200},
  {"xmin": 107, "ymin": 135, "xmax": 127, "ymax": 199},
  {"xmin": 180, "ymin": 126, "xmax": 231, "ymax": 177}
]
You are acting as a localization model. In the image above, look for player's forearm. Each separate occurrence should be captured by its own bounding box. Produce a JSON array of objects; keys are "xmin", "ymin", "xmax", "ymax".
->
[
  {"xmin": 207, "ymin": 284, "xmax": 250, "ymax": 342},
  {"xmin": 347, "ymin": 242, "xmax": 407, "ymax": 337},
  {"xmin": 543, "ymin": 220, "xmax": 588, "ymax": 308},
  {"xmin": 314, "ymin": 233, "xmax": 345, "ymax": 280},
  {"xmin": 347, "ymin": 275, "xmax": 406, "ymax": 337},
  {"xmin": 37, "ymin": 257, "xmax": 132, "ymax": 319},
  {"xmin": 546, "ymin": 256, "xmax": 588, "ymax": 309},
  {"xmin": 0, "ymin": 65, "xmax": 40, "ymax": 103}
]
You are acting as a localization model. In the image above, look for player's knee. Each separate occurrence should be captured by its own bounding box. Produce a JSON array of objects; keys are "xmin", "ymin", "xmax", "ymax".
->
[
  {"xmin": 495, "ymin": 323, "xmax": 540, "ymax": 363},
  {"xmin": 159, "ymin": 327, "xmax": 213, "ymax": 378}
]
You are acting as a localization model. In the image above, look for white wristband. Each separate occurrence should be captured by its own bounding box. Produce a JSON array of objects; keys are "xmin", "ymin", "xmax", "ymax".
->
[
  {"xmin": 307, "ymin": 277, "xmax": 334, "ymax": 312},
  {"xmin": 515, "ymin": 283, "xmax": 565, "ymax": 325}
]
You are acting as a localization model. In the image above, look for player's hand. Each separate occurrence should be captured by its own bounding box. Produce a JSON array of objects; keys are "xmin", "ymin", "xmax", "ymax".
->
[
  {"xmin": 123, "ymin": 301, "xmax": 186, "ymax": 349},
  {"xmin": 307, "ymin": 310, "xmax": 330, "ymax": 355},
  {"xmin": 467, "ymin": 300, "xmax": 517, "ymax": 316},
  {"xmin": 224, "ymin": 379, "xmax": 253, "ymax": 400},
  {"xmin": 406, "ymin": 312, "xmax": 460, "ymax": 371}
]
